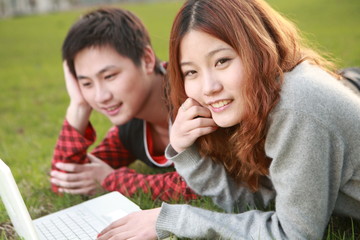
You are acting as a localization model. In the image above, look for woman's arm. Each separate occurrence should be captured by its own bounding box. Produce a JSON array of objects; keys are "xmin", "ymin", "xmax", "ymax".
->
[
  {"xmin": 157, "ymin": 111, "xmax": 342, "ymax": 240},
  {"xmin": 166, "ymin": 144, "xmax": 273, "ymax": 212}
]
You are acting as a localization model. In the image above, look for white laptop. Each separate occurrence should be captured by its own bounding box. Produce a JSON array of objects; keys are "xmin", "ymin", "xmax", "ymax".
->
[{"xmin": 0, "ymin": 158, "xmax": 141, "ymax": 240}]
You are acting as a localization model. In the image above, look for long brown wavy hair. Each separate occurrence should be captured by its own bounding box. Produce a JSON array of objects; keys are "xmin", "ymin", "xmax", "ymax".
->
[{"xmin": 167, "ymin": 0, "xmax": 338, "ymax": 191}]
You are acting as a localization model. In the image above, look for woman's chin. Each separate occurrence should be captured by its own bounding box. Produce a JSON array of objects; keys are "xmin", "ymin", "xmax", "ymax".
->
[{"xmin": 213, "ymin": 119, "xmax": 236, "ymax": 128}]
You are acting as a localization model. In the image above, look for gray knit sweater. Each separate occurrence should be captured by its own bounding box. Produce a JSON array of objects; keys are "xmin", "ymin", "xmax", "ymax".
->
[{"xmin": 157, "ymin": 62, "xmax": 360, "ymax": 240}]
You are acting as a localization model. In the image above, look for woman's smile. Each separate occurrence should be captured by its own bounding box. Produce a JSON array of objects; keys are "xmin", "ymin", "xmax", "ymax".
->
[{"xmin": 208, "ymin": 99, "xmax": 232, "ymax": 112}]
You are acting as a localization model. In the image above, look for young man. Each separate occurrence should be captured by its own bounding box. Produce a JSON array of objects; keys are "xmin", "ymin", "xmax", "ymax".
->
[{"xmin": 49, "ymin": 7, "xmax": 197, "ymax": 201}]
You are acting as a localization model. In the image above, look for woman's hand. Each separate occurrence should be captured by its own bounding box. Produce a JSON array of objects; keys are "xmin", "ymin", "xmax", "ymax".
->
[
  {"xmin": 50, "ymin": 154, "xmax": 114, "ymax": 195},
  {"xmin": 63, "ymin": 61, "xmax": 92, "ymax": 134},
  {"xmin": 97, "ymin": 208, "xmax": 161, "ymax": 240},
  {"xmin": 170, "ymin": 98, "xmax": 218, "ymax": 153}
]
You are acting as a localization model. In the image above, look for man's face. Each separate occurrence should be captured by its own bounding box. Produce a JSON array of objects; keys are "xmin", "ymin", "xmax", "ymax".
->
[{"xmin": 74, "ymin": 45, "xmax": 152, "ymax": 125}]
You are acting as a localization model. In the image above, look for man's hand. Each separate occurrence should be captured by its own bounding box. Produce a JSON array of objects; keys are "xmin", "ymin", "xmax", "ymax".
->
[
  {"xmin": 50, "ymin": 154, "xmax": 114, "ymax": 195},
  {"xmin": 63, "ymin": 61, "xmax": 90, "ymax": 108},
  {"xmin": 63, "ymin": 61, "xmax": 92, "ymax": 135}
]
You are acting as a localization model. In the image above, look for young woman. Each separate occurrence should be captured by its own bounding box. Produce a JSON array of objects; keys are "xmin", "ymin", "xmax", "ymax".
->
[
  {"xmin": 97, "ymin": 0, "xmax": 360, "ymax": 239},
  {"xmin": 49, "ymin": 7, "xmax": 197, "ymax": 202}
]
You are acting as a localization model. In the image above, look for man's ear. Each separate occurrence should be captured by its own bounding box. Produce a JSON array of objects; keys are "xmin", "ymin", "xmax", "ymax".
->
[{"xmin": 142, "ymin": 45, "xmax": 156, "ymax": 74}]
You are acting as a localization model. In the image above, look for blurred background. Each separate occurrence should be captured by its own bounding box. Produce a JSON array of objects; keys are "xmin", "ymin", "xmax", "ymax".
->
[
  {"xmin": 0, "ymin": 0, "xmax": 359, "ymax": 239},
  {"xmin": 0, "ymin": 0, "xmax": 153, "ymax": 18}
]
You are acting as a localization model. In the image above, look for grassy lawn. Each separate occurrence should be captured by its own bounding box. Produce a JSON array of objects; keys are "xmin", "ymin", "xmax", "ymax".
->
[{"xmin": 0, "ymin": 0, "xmax": 359, "ymax": 239}]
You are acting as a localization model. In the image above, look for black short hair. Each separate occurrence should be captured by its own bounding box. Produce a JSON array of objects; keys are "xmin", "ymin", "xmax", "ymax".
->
[{"xmin": 62, "ymin": 7, "xmax": 162, "ymax": 76}]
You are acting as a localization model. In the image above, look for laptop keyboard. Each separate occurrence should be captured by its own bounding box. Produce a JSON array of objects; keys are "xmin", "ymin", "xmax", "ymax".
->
[{"xmin": 34, "ymin": 206, "xmax": 104, "ymax": 240}]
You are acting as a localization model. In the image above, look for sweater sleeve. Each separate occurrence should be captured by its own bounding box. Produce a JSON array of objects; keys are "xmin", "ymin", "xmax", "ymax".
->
[
  {"xmin": 165, "ymin": 144, "xmax": 274, "ymax": 212},
  {"xmin": 157, "ymin": 111, "xmax": 342, "ymax": 240},
  {"xmin": 264, "ymin": 110, "xmax": 342, "ymax": 239}
]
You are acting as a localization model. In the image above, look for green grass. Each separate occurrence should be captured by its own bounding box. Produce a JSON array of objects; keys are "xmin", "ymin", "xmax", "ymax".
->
[
  {"xmin": 266, "ymin": 0, "xmax": 360, "ymax": 67},
  {"xmin": 0, "ymin": 0, "xmax": 359, "ymax": 239}
]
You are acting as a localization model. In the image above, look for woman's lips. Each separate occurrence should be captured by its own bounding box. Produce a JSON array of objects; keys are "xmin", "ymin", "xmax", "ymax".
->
[{"xmin": 208, "ymin": 99, "xmax": 232, "ymax": 112}]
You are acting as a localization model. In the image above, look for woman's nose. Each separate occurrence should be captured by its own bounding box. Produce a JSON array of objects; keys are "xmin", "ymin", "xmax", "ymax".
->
[{"xmin": 203, "ymin": 73, "xmax": 223, "ymax": 96}]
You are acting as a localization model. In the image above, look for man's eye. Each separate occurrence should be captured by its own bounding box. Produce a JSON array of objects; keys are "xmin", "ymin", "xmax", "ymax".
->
[
  {"xmin": 105, "ymin": 74, "xmax": 116, "ymax": 80},
  {"xmin": 78, "ymin": 79, "xmax": 92, "ymax": 87},
  {"xmin": 81, "ymin": 82, "xmax": 92, "ymax": 87}
]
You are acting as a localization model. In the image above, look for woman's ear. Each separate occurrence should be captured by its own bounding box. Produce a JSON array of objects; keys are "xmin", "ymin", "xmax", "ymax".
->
[{"xmin": 142, "ymin": 45, "xmax": 156, "ymax": 74}]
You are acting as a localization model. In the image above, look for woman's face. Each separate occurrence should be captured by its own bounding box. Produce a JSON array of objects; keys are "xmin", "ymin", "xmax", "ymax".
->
[
  {"xmin": 74, "ymin": 45, "xmax": 153, "ymax": 125},
  {"xmin": 180, "ymin": 30, "xmax": 246, "ymax": 127}
]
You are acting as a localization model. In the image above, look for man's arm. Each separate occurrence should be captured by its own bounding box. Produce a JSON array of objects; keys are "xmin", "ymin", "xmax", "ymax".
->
[
  {"xmin": 102, "ymin": 168, "xmax": 198, "ymax": 202},
  {"xmin": 51, "ymin": 120, "xmax": 135, "ymax": 193}
]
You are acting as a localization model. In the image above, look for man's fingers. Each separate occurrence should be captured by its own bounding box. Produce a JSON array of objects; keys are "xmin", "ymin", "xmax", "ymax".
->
[
  {"xmin": 51, "ymin": 173, "xmax": 102, "ymax": 195},
  {"xmin": 59, "ymin": 185, "xmax": 97, "ymax": 195},
  {"xmin": 55, "ymin": 162, "xmax": 86, "ymax": 172},
  {"xmin": 63, "ymin": 61, "xmax": 76, "ymax": 81},
  {"xmin": 51, "ymin": 176, "xmax": 93, "ymax": 189},
  {"xmin": 87, "ymin": 153, "xmax": 103, "ymax": 163},
  {"xmin": 51, "ymin": 170, "xmax": 79, "ymax": 181}
]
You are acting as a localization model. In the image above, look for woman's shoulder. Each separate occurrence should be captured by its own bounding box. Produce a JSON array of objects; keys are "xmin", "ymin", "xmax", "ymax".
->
[
  {"xmin": 276, "ymin": 62, "xmax": 360, "ymax": 115},
  {"xmin": 282, "ymin": 61, "xmax": 342, "ymax": 101},
  {"xmin": 269, "ymin": 62, "xmax": 360, "ymax": 137}
]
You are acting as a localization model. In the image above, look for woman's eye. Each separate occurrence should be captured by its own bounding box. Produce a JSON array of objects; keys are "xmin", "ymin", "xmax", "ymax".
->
[
  {"xmin": 183, "ymin": 70, "xmax": 197, "ymax": 78},
  {"xmin": 215, "ymin": 58, "xmax": 230, "ymax": 67}
]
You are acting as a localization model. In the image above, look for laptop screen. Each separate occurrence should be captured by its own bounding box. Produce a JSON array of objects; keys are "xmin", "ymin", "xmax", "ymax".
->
[
  {"xmin": 0, "ymin": 158, "xmax": 142, "ymax": 240},
  {"xmin": 0, "ymin": 159, "xmax": 40, "ymax": 239}
]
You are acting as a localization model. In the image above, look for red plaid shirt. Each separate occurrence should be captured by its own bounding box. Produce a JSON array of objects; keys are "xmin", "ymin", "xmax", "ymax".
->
[{"xmin": 51, "ymin": 120, "xmax": 197, "ymax": 201}]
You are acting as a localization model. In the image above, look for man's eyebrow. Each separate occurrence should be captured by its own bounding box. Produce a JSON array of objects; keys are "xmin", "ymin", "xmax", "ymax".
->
[
  {"xmin": 76, "ymin": 65, "xmax": 117, "ymax": 80},
  {"xmin": 96, "ymin": 65, "xmax": 117, "ymax": 76},
  {"xmin": 76, "ymin": 75, "xmax": 87, "ymax": 80}
]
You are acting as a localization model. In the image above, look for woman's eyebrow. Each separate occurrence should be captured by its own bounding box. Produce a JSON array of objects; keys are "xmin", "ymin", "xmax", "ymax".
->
[
  {"xmin": 180, "ymin": 61, "xmax": 192, "ymax": 67},
  {"xmin": 180, "ymin": 47, "xmax": 233, "ymax": 67},
  {"xmin": 206, "ymin": 47, "xmax": 232, "ymax": 58}
]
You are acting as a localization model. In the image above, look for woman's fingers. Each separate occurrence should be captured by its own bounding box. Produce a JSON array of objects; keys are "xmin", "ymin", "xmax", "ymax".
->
[
  {"xmin": 98, "ymin": 218, "xmax": 127, "ymax": 239},
  {"xmin": 97, "ymin": 209, "xmax": 159, "ymax": 240},
  {"xmin": 171, "ymin": 98, "xmax": 218, "ymax": 153}
]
